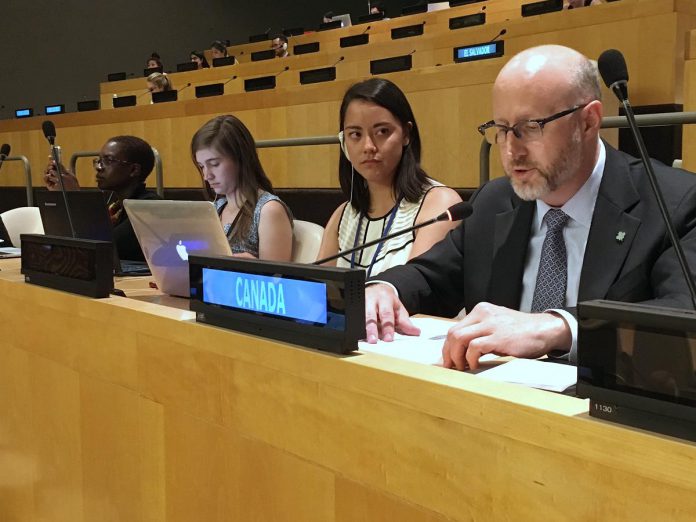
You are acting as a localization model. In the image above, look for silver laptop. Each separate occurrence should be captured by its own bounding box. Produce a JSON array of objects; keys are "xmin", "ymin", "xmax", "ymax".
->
[
  {"xmin": 124, "ymin": 199, "xmax": 233, "ymax": 297},
  {"xmin": 331, "ymin": 13, "xmax": 352, "ymax": 27}
]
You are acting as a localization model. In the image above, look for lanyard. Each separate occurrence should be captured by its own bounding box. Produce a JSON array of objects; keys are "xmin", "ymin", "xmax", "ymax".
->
[{"xmin": 351, "ymin": 199, "xmax": 401, "ymax": 278}]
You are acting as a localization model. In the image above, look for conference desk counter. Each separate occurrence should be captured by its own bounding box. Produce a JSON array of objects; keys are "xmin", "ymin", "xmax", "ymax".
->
[{"xmin": 1, "ymin": 258, "xmax": 695, "ymax": 521}]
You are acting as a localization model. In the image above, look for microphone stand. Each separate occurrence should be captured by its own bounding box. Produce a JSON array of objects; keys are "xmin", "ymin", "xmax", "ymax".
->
[
  {"xmin": 314, "ymin": 214, "xmax": 445, "ymax": 265},
  {"xmin": 613, "ymin": 81, "xmax": 696, "ymax": 309},
  {"xmin": 50, "ymin": 142, "xmax": 76, "ymax": 238}
]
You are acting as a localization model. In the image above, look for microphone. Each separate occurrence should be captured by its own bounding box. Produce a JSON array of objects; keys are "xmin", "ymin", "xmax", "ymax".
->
[
  {"xmin": 224, "ymin": 76, "xmax": 238, "ymax": 85},
  {"xmin": 314, "ymin": 202, "xmax": 472, "ymax": 265},
  {"xmin": 276, "ymin": 65, "xmax": 290, "ymax": 77},
  {"xmin": 598, "ymin": 49, "xmax": 628, "ymax": 100},
  {"xmin": 42, "ymin": 120, "xmax": 76, "ymax": 238},
  {"xmin": 361, "ymin": 25, "xmax": 372, "ymax": 35},
  {"xmin": 598, "ymin": 48, "xmax": 696, "ymax": 310},
  {"xmin": 0, "ymin": 144, "xmax": 10, "ymax": 171},
  {"xmin": 42, "ymin": 120, "xmax": 56, "ymax": 146},
  {"xmin": 490, "ymin": 28, "xmax": 507, "ymax": 42},
  {"xmin": 179, "ymin": 82, "xmax": 192, "ymax": 92},
  {"xmin": 331, "ymin": 56, "xmax": 345, "ymax": 67}
]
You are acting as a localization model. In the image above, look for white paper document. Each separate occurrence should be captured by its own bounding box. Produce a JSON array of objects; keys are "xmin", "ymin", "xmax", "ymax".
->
[
  {"xmin": 476, "ymin": 358, "xmax": 577, "ymax": 392},
  {"xmin": 358, "ymin": 318, "xmax": 575, "ymax": 392},
  {"xmin": 358, "ymin": 317, "xmax": 498, "ymax": 366},
  {"xmin": 0, "ymin": 247, "xmax": 21, "ymax": 259}
]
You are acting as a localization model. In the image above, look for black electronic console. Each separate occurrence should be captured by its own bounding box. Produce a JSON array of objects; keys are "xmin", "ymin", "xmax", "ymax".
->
[
  {"xmin": 370, "ymin": 55, "xmax": 413, "ymax": 75},
  {"xmin": 577, "ymin": 299, "xmax": 696, "ymax": 442},
  {"xmin": 20, "ymin": 234, "xmax": 114, "ymax": 298},
  {"xmin": 521, "ymin": 0, "xmax": 563, "ymax": 16},
  {"xmin": 300, "ymin": 67, "xmax": 336, "ymax": 85},
  {"xmin": 189, "ymin": 255, "xmax": 366, "ymax": 354}
]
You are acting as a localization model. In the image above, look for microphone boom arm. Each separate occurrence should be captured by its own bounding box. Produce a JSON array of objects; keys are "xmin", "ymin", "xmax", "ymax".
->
[
  {"xmin": 620, "ymin": 96, "xmax": 696, "ymax": 309},
  {"xmin": 50, "ymin": 143, "xmax": 77, "ymax": 238},
  {"xmin": 314, "ymin": 215, "xmax": 442, "ymax": 266}
]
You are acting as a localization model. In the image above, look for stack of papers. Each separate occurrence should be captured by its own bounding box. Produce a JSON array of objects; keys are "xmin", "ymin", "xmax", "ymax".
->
[
  {"xmin": 0, "ymin": 247, "xmax": 21, "ymax": 259},
  {"xmin": 358, "ymin": 317, "xmax": 577, "ymax": 392},
  {"xmin": 475, "ymin": 359, "xmax": 576, "ymax": 392},
  {"xmin": 358, "ymin": 317, "xmax": 497, "ymax": 366}
]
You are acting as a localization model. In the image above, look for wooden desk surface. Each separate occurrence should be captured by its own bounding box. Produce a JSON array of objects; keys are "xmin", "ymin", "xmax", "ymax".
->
[{"xmin": 1, "ymin": 259, "xmax": 696, "ymax": 521}]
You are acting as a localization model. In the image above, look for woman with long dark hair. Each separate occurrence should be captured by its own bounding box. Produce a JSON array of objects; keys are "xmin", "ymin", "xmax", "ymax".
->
[
  {"xmin": 190, "ymin": 50, "xmax": 210, "ymax": 69},
  {"xmin": 317, "ymin": 78, "xmax": 461, "ymax": 276},
  {"xmin": 191, "ymin": 115, "xmax": 293, "ymax": 261}
]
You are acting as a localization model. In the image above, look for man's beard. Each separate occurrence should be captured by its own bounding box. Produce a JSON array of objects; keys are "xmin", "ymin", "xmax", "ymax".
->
[{"xmin": 507, "ymin": 129, "xmax": 583, "ymax": 201}]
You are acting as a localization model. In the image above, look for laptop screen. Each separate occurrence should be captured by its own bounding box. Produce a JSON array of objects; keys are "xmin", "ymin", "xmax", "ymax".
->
[
  {"xmin": 123, "ymin": 199, "xmax": 233, "ymax": 296},
  {"xmin": 36, "ymin": 190, "xmax": 114, "ymax": 242}
]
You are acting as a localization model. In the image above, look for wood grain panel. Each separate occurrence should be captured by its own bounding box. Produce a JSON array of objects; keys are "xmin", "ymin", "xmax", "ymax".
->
[
  {"xmin": 30, "ymin": 355, "xmax": 83, "ymax": 522},
  {"xmin": 2, "ymin": 263, "xmax": 696, "ymax": 521},
  {"xmin": 0, "ymin": 346, "xmax": 36, "ymax": 522}
]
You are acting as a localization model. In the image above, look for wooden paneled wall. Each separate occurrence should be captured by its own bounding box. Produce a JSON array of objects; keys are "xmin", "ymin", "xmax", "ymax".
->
[{"xmin": 3, "ymin": 262, "xmax": 696, "ymax": 522}]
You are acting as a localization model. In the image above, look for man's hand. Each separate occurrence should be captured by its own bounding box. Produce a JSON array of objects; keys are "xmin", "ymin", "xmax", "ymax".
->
[
  {"xmin": 364, "ymin": 283, "xmax": 420, "ymax": 343},
  {"xmin": 44, "ymin": 159, "xmax": 80, "ymax": 191},
  {"xmin": 442, "ymin": 302, "xmax": 571, "ymax": 370}
]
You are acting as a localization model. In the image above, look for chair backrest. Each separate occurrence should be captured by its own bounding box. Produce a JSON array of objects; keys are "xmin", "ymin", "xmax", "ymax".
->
[
  {"xmin": 292, "ymin": 219, "xmax": 324, "ymax": 263},
  {"xmin": 0, "ymin": 206, "xmax": 44, "ymax": 247}
]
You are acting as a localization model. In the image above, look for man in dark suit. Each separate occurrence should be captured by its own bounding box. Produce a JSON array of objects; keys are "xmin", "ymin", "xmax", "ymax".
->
[
  {"xmin": 43, "ymin": 135, "xmax": 161, "ymax": 261},
  {"xmin": 365, "ymin": 44, "xmax": 696, "ymax": 369}
]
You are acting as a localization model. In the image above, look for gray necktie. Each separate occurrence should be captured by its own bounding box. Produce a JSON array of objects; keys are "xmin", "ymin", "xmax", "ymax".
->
[{"xmin": 531, "ymin": 209, "xmax": 570, "ymax": 312}]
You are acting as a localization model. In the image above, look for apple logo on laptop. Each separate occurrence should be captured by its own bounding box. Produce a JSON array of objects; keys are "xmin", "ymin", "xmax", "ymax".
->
[{"xmin": 176, "ymin": 240, "xmax": 189, "ymax": 261}]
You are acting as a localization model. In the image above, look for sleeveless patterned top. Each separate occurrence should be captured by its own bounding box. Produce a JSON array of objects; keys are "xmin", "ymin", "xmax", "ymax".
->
[
  {"xmin": 336, "ymin": 181, "xmax": 442, "ymax": 277},
  {"xmin": 215, "ymin": 191, "xmax": 291, "ymax": 257}
]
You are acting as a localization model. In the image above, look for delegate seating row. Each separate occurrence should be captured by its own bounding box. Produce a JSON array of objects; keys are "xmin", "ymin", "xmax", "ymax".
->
[
  {"xmin": 211, "ymin": 0, "xmax": 531, "ymax": 62},
  {"xmin": 100, "ymin": 0, "xmax": 680, "ymax": 106},
  {"xmin": 0, "ymin": 0, "xmax": 692, "ymax": 196},
  {"xmin": 101, "ymin": 0, "xmax": 528, "ymax": 103}
]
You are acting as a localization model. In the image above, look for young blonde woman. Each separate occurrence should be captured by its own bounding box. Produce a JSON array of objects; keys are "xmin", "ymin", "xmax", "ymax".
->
[{"xmin": 146, "ymin": 72, "xmax": 172, "ymax": 93}]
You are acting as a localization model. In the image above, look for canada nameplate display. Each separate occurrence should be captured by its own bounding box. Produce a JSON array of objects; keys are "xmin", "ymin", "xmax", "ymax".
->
[{"xmin": 189, "ymin": 255, "xmax": 365, "ymax": 354}]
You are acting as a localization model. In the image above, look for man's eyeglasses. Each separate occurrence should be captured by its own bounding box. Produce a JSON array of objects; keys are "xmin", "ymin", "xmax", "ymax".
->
[
  {"xmin": 92, "ymin": 156, "xmax": 132, "ymax": 168},
  {"xmin": 477, "ymin": 103, "xmax": 589, "ymax": 145}
]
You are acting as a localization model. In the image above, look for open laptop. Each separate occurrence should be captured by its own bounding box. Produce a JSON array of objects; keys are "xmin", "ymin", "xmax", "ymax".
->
[
  {"xmin": 331, "ymin": 13, "xmax": 352, "ymax": 27},
  {"xmin": 36, "ymin": 190, "xmax": 150, "ymax": 276},
  {"xmin": 123, "ymin": 200, "xmax": 233, "ymax": 297},
  {"xmin": 0, "ymin": 218, "xmax": 21, "ymax": 258}
]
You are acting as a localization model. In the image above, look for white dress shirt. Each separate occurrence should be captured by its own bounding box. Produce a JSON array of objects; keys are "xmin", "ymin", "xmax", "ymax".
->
[
  {"xmin": 371, "ymin": 140, "xmax": 606, "ymax": 360},
  {"xmin": 520, "ymin": 139, "xmax": 606, "ymax": 358}
]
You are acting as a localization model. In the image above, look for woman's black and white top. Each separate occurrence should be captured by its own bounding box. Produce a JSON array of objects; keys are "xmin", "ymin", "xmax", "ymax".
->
[{"xmin": 336, "ymin": 181, "xmax": 442, "ymax": 277}]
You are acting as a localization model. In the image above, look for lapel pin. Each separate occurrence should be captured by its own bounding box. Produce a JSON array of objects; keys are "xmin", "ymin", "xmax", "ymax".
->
[{"xmin": 616, "ymin": 231, "xmax": 626, "ymax": 243}]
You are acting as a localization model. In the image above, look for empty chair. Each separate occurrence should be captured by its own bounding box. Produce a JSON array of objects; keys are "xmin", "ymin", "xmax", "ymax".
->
[
  {"xmin": 292, "ymin": 220, "xmax": 324, "ymax": 263},
  {"xmin": 0, "ymin": 207, "xmax": 44, "ymax": 247}
]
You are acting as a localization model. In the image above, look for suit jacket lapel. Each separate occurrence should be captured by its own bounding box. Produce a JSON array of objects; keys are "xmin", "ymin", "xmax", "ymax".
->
[
  {"xmin": 487, "ymin": 199, "xmax": 535, "ymax": 308},
  {"xmin": 579, "ymin": 144, "xmax": 641, "ymax": 301}
]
